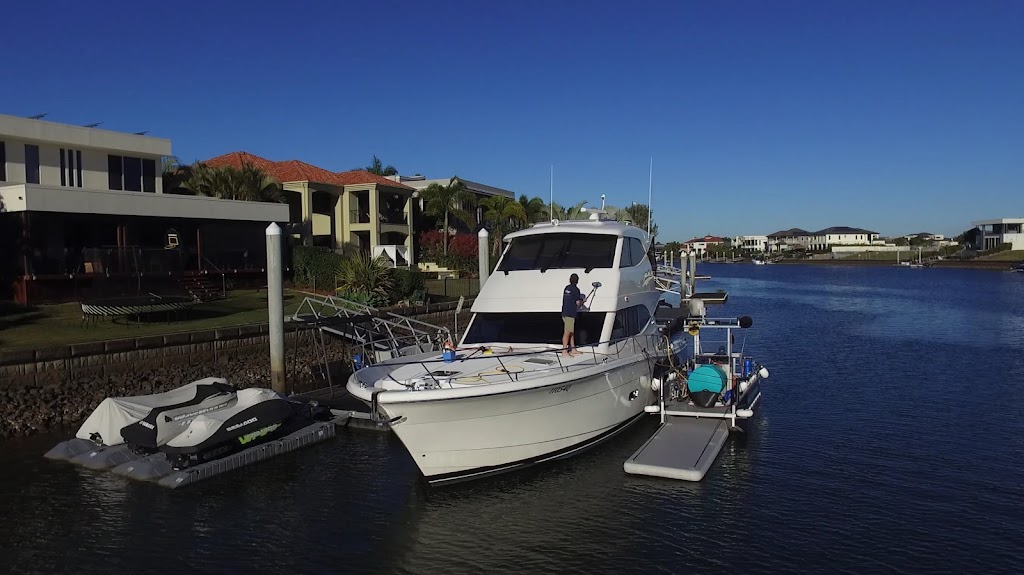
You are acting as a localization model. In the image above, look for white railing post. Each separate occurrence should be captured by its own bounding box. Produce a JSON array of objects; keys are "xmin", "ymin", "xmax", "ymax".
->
[
  {"xmin": 266, "ymin": 223, "xmax": 286, "ymax": 394},
  {"xmin": 478, "ymin": 228, "xmax": 490, "ymax": 288}
]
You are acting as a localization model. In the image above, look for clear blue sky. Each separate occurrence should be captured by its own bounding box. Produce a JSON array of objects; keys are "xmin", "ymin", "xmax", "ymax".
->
[{"xmin": 4, "ymin": 0, "xmax": 1022, "ymax": 240}]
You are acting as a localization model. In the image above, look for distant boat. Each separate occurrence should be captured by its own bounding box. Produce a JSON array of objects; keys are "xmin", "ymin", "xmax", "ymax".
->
[
  {"xmin": 1012, "ymin": 262, "xmax": 1024, "ymax": 273},
  {"xmin": 752, "ymin": 258, "xmax": 767, "ymax": 265}
]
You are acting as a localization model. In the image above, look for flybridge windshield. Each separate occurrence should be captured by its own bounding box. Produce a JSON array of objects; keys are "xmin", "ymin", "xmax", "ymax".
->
[{"xmin": 497, "ymin": 233, "xmax": 618, "ymax": 272}]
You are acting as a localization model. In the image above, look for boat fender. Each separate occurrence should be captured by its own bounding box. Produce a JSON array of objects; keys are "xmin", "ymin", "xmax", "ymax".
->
[
  {"xmin": 651, "ymin": 377, "xmax": 661, "ymax": 391},
  {"xmin": 644, "ymin": 405, "xmax": 660, "ymax": 413}
]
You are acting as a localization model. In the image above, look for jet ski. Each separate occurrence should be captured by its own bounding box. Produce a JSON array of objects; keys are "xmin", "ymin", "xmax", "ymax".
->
[
  {"xmin": 75, "ymin": 378, "xmax": 237, "ymax": 449},
  {"xmin": 160, "ymin": 388, "xmax": 329, "ymax": 469}
]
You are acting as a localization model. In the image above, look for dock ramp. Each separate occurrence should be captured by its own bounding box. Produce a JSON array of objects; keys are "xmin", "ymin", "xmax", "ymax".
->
[
  {"xmin": 291, "ymin": 293, "xmax": 450, "ymax": 362},
  {"xmin": 624, "ymin": 418, "xmax": 729, "ymax": 481}
]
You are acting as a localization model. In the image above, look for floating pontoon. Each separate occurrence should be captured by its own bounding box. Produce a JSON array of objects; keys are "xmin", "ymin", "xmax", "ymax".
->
[{"xmin": 625, "ymin": 310, "xmax": 769, "ymax": 482}]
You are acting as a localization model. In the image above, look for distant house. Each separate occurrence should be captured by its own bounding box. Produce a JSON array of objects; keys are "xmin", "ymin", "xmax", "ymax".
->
[
  {"xmin": 900, "ymin": 232, "xmax": 945, "ymax": 242},
  {"xmin": 733, "ymin": 235, "xmax": 769, "ymax": 253},
  {"xmin": 387, "ymin": 174, "xmax": 515, "ymax": 233},
  {"xmin": 806, "ymin": 227, "xmax": 880, "ymax": 251},
  {"xmin": 683, "ymin": 235, "xmax": 726, "ymax": 258},
  {"xmin": 971, "ymin": 218, "xmax": 1024, "ymax": 251},
  {"xmin": 204, "ymin": 151, "xmax": 416, "ymax": 259},
  {"xmin": 767, "ymin": 228, "xmax": 811, "ymax": 252}
]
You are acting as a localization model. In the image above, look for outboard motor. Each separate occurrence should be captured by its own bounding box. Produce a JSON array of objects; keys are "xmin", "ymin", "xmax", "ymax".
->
[{"xmin": 686, "ymin": 364, "xmax": 728, "ymax": 408}]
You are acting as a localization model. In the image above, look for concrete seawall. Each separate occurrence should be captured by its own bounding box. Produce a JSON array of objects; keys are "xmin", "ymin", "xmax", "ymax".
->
[{"xmin": 0, "ymin": 301, "xmax": 473, "ymax": 440}]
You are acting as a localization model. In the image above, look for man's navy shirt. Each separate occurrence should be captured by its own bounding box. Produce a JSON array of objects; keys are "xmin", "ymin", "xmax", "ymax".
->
[{"xmin": 562, "ymin": 284, "xmax": 582, "ymax": 317}]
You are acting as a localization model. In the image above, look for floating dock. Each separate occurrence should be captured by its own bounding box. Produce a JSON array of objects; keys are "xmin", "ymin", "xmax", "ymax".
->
[
  {"xmin": 45, "ymin": 414, "xmax": 356, "ymax": 489},
  {"xmin": 624, "ymin": 419, "xmax": 729, "ymax": 481}
]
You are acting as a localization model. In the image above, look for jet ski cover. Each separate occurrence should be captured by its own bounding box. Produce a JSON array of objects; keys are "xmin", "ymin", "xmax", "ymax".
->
[
  {"xmin": 76, "ymin": 378, "xmax": 236, "ymax": 447},
  {"xmin": 162, "ymin": 388, "xmax": 292, "ymax": 456}
]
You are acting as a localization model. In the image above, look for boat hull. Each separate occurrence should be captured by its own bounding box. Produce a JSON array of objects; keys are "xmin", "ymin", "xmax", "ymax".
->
[{"xmin": 368, "ymin": 358, "xmax": 655, "ymax": 483}]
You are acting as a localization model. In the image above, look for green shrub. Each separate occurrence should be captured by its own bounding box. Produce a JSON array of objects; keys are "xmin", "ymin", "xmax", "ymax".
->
[
  {"xmin": 390, "ymin": 268, "xmax": 427, "ymax": 304},
  {"xmin": 292, "ymin": 246, "xmax": 344, "ymax": 291}
]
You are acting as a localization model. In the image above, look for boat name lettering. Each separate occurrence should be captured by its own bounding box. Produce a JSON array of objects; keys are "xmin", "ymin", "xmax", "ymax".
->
[
  {"xmin": 138, "ymin": 421, "xmax": 155, "ymax": 429},
  {"xmin": 226, "ymin": 417, "xmax": 258, "ymax": 432},
  {"xmin": 549, "ymin": 385, "xmax": 572, "ymax": 394}
]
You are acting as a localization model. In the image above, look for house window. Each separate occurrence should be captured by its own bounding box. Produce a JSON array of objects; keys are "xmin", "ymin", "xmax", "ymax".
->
[
  {"xmin": 108, "ymin": 154, "xmax": 154, "ymax": 192},
  {"xmin": 0, "ymin": 141, "xmax": 5, "ymax": 181},
  {"xmin": 108, "ymin": 155, "xmax": 123, "ymax": 190},
  {"xmin": 60, "ymin": 148, "xmax": 84, "ymax": 188},
  {"xmin": 25, "ymin": 144, "xmax": 40, "ymax": 184},
  {"xmin": 142, "ymin": 159, "xmax": 156, "ymax": 192},
  {"xmin": 123, "ymin": 157, "xmax": 142, "ymax": 191}
]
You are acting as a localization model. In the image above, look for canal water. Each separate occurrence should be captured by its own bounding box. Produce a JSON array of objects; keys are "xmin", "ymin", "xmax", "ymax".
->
[{"xmin": 2, "ymin": 264, "xmax": 1023, "ymax": 574}]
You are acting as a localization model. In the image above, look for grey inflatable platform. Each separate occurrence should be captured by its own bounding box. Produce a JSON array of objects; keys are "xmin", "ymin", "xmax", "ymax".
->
[
  {"xmin": 45, "ymin": 421, "xmax": 336, "ymax": 489},
  {"xmin": 624, "ymin": 418, "xmax": 729, "ymax": 481}
]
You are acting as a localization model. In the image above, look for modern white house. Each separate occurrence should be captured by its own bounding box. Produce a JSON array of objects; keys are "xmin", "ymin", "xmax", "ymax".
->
[
  {"xmin": 0, "ymin": 113, "xmax": 289, "ymax": 304},
  {"xmin": 732, "ymin": 235, "xmax": 769, "ymax": 253},
  {"xmin": 971, "ymin": 218, "xmax": 1024, "ymax": 251}
]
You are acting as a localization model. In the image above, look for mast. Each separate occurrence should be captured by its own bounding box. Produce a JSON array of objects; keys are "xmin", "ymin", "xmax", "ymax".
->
[
  {"xmin": 549, "ymin": 165, "xmax": 554, "ymax": 221},
  {"xmin": 647, "ymin": 157, "xmax": 653, "ymax": 237}
]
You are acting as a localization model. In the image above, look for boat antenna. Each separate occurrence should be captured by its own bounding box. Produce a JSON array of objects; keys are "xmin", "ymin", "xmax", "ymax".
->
[
  {"xmin": 549, "ymin": 164, "xmax": 554, "ymax": 221},
  {"xmin": 647, "ymin": 156, "xmax": 653, "ymax": 237}
]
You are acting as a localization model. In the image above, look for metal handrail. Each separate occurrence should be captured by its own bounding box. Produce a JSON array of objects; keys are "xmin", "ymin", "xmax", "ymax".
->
[{"xmin": 201, "ymin": 256, "xmax": 227, "ymax": 298}]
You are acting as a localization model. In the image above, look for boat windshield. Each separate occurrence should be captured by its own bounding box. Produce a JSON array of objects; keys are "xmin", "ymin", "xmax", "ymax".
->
[
  {"xmin": 464, "ymin": 312, "xmax": 606, "ymax": 346},
  {"xmin": 497, "ymin": 233, "xmax": 617, "ymax": 272}
]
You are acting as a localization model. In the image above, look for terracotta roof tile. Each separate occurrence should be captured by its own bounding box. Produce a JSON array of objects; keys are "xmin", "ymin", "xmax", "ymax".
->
[
  {"xmin": 334, "ymin": 170, "xmax": 412, "ymax": 189},
  {"xmin": 201, "ymin": 151, "xmax": 413, "ymax": 189}
]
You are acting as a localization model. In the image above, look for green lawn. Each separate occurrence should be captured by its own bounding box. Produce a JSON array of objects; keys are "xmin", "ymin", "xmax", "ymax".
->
[
  {"xmin": 976, "ymin": 250, "xmax": 1024, "ymax": 261},
  {"xmin": 0, "ymin": 290, "xmax": 306, "ymax": 351}
]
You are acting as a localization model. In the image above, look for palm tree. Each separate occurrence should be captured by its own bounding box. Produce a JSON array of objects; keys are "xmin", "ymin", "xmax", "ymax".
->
[
  {"xmin": 337, "ymin": 252, "xmax": 394, "ymax": 306},
  {"xmin": 480, "ymin": 195, "xmax": 527, "ymax": 255},
  {"xmin": 420, "ymin": 177, "xmax": 476, "ymax": 257},
  {"xmin": 518, "ymin": 195, "xmax": 548, "ymax": 227},
  {"xmin": 549, "ymin": 200, "xmax": 588, "ymax": 221},
  {"xmin": 365, "ymin": 155, "xmax": 397, "ymax": 176},
  {"xmin": 181, "ymin": 163, "xmax": 283, "ymax": 202}
]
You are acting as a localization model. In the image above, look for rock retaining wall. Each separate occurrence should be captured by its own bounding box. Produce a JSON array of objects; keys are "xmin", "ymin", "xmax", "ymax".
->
[{"xmin": 0, "ymin": 300, "xmax": 474, "ymax": 440}]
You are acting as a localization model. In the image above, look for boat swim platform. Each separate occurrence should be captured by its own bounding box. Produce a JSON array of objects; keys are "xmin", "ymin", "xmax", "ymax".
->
[
  {"xmin": 623, "ymin": 418, "xmax": 730, "ymax": 481},
  {"xmin": 45, "ymin": 418, "xmax": 342, "ymax": 489}
]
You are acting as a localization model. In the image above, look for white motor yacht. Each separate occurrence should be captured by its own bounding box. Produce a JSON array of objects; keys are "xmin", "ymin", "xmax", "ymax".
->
[{"xmin": 346, "ymin": 210, "xmax": 676, "ymax": 484}]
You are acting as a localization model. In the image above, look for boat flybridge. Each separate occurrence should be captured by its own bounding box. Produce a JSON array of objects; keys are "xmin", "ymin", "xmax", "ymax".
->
[{"xmin": 346, "ymin": 208, "xmax": 686, "ymax": 484}]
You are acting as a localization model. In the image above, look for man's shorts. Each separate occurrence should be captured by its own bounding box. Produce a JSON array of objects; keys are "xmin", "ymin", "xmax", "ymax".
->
[{"xmin": 562, "ymin": 316, "xmax": 575, "ymax": 331}]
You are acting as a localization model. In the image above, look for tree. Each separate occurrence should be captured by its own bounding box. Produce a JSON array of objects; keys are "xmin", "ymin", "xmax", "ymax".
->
[
  {"xmin": 518, "ymin": 195, "xmax": 548, "ymax": 226},
  {"xmin": 365, "ymin": 155, "xmax": 397, "ymax": 176},
  {"xmin": 954, "ymin": 227, "xmax": 980, "ymax": 246},
  {"xmin": 481, "ymin": 195, "xmax": 528, "ymax": 255},
  {"xmin": 618, "ymin": 203, "xmax": 659, "ymax": 239},
  {"xmin": 161, "ymin": 155, "xmax": 192, "ymax": 194},
  {"xmin": 181, "ymin": 163, "xmax": 284, "ymax": 202},
  {"xmin": 549, "ymin": 200, "xmax": 588, "ymax": 220},
  {"xmin": 663, "ymin": 241, "xmax": 682, "ymax": 254},
  {"xmin": 420, "ymin": 177, "xmax": 476, "ymax": 257}
]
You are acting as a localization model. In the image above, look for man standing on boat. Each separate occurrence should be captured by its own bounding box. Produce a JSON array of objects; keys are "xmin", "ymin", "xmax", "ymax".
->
[{"xmin": 562, "ymin": 273, "xmax": 586, "ymax": 356}]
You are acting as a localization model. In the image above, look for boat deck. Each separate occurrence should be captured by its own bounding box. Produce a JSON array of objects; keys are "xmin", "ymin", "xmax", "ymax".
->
[{"xmin": 374, "ymin": 343, "xmax": 650, "ymax": 390}]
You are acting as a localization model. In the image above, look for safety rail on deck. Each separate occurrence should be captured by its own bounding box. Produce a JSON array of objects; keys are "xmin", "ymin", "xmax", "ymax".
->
[{"xmin": 355, "ymin": 331, "xmax": 685, "ymax": 390}]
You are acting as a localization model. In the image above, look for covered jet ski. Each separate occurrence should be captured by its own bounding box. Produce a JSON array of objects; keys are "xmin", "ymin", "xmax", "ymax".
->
[
  {"xmin": 161, "ymin": 388, "xmax": 323, "ymax": 469},
  {"xmin": 75, "ymin": 377, "xmax": 237, "ymax": 449}
]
